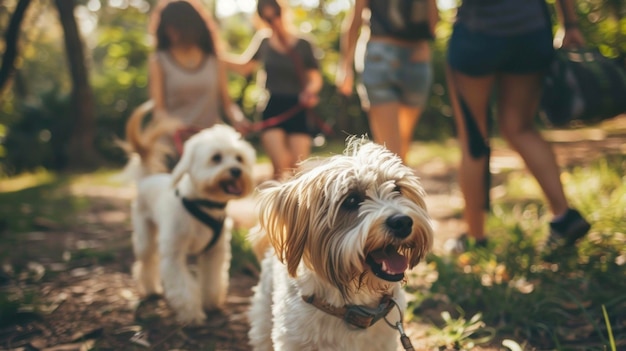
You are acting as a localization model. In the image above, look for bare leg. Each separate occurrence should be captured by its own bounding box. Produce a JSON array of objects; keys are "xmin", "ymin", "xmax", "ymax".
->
[
  {"xmin": 261, "ymin": 128, "xmax": 292, "ymax": 180},
  {"xmin": 368, "ymin": 102, "xmax": 402, "ymax": 159},
  {"xmin": 287, "ymin": 133, "xmax": 312, "ymax": 175},
  {"xmin": 398, "ymin": 105, "xmax": 423, "ymax": 162},
  {"xmin": 497, "ymin": 73, "xmax": 568, "ymax": 217},
  {"xmin": 446, "ymin": 66, "xmax": 495, "ymax": 241}
]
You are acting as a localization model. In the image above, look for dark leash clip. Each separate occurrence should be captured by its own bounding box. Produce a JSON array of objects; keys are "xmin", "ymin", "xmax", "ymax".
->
[
  {"xmin": 344, "ymin": 296, "xmax": 394, "ymax": 329},
  {"xmin": 383, "ymin": 298, "xmax": 416, "ymax": 351}
]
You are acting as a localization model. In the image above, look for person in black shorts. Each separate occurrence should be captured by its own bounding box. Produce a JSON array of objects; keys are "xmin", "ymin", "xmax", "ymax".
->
[
  {"xmin": 225, "ymin": 0, "xmax": 322, "ymax": 180},
  {"xmin": 442, "ymin": 0, "xmax": 590, "ymax": 258}
]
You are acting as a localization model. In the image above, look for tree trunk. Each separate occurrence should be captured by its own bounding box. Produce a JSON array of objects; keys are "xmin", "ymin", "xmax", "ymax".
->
[
  {"xmin": 54, "ymin": 0, "xmax": 99, "ymax": 169},
  {"xmin": 0, "ymin": 0, "xmax": 32, "ymax": 96}
]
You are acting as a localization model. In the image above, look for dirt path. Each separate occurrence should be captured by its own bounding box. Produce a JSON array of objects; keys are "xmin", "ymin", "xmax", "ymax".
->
[{"xmin": 1, "ymin": 125, "xmax": 624, "ymax": 351}]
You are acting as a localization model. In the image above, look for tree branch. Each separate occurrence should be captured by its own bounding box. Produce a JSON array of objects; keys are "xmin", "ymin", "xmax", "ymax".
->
[{"xmin": 0, "ymin": 0, "xmax": 32, "ymax": 96}]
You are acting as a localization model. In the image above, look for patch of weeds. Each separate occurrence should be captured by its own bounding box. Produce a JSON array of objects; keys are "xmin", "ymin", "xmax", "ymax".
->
[
  {"xmin": 230, "ymin": 228, "xmax": 258, "ymax": 274},
  {"xmin": 69, "ymin": 248, "xmax": 117, "ymax": 265},
  {"xmin": 420, "ymin": 156, "xmax": 626, "ymax": 349},
  {"xmin": 0, "ymin": 291, "xmax": 21, "ymax": 325},
  {"xmin": 0, "ymin": 288, "xmax": 42, "ymax": 327},
  {"xmin": 407, "ymin": 139, "xmax": 461, "ymax": 167},
  {"xmin": 0, "ymin": 172, "xmax": 87, "ymax": 233},
  {"xmin": 426, "ymin": 309, "xmax": 495, "ymax": 350}
]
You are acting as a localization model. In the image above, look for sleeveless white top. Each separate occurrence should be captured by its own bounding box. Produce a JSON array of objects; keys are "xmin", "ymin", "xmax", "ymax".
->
[{"xmin": 155, "ymin": 51, "xmax": 221, "ymax": 128}]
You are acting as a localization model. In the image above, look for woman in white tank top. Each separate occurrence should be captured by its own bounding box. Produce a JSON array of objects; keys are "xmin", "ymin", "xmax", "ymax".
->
[{"xmin": 148, "ymin": 0, "xmax": 249, "ymax": 133}]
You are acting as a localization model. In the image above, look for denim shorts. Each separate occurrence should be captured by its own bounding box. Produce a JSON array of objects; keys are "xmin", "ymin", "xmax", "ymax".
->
[
  {"xmin": 447, "ymin": 23, "xmax": 555, "ymax": 76},
  {"xmin": 361, "ymin": 41, "xmax": 433, "ymax": 107}
]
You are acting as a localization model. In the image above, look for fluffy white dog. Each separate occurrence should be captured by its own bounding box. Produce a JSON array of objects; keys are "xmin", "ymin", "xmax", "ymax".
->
[
  {"xmin": 248, "ymin": 137, "xmax": 433, "ymax": 351},
  {"xmin": 123, "ymin": 103, "xmax": 256, "ymax": 324}
]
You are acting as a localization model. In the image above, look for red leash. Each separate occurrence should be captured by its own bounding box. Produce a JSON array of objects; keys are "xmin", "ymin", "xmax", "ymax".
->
[
  {"xmin": 246, "ymin": 103, "xmax": 333, "ymax": 136},
  {"xmin": 173, "ymin": 126, "xmax": 202, "ymax": 155},
  {"xmin": 247, "ymin": 24, "xmax": 333, "ymax": 137},
  {"xmin": 247, "ymin": 104, "xmax": 304, "ymax": 133}
]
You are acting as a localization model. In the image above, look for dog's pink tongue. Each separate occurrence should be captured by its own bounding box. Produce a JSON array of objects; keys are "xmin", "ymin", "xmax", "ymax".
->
[
  {"xmin": 370, "ymin": 247, "xmax": 408, "ymax": 274},
  {"xmin": 225, "ymin": 182, "xmax": 243, "ymax": 195}
]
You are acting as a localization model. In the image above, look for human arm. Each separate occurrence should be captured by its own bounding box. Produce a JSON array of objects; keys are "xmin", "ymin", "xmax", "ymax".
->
[
  {"xmin": 335, "ymin": 0, "xmax": 367, "ymax": 96},
  {"xmin": 299, "ymin": 68, "xmax": 322, "ymax": 108},
  {"xmin": 556, "ymin": 0, "xmax": 585, "ymax": 48},
  {"xmin": 217, "ymin": 58, "xmax": 251, "ymax": 133},
  {"xmin": 427, "ymin": 0, "xmax": 439, "ymax": 39},
  {"xmin": 147, "ymin": 54, "xmax": 171, "ymax": 121},
  {"xmin": 223, "ymin": 30, "xmax": 267, "ymax": 77},
  {"xmin": 297, "ymin": 39, "xmax": 322, "ymax": 108}
]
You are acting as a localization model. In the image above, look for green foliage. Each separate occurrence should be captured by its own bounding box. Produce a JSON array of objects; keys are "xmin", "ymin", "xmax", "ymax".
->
[
  {"xmin": 1, "ymin": 90, "xmax": 72, "ymax": 176},
  {"xmin": 2, "ymin": 0, "xmax": 625, "ymax": 173},
  {"xmin": 602, "ymin": 305, "xmax": 617, "ymax": 351},
  {"xmin": 427, "ymin": 310, "xmax": 496, "ymax": 350},
  {"xmin": 0, "ymin": 171, "xmax": 87, "ymax": 233},
  {"xmin": 416, "ymin": 155, "xmax": 626, "ymax": 350},
  {"xmin": 0, "ymin": 289, "xmax": 41, "ymax": 327},
  {"xmin": 230, "ymin": 228, "xmax": 259, "ymax": 274}
]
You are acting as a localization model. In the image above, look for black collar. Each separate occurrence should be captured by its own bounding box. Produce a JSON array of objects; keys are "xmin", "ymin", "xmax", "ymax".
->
[{"xmin": 176, "ymin": 189, "xmax": 227, "ymax": 252}]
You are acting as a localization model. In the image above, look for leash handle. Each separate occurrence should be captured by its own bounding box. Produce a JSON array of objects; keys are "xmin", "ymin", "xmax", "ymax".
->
[{"xmin": 395, "ymin": 321, "xmax": 415, "ymax": 351}]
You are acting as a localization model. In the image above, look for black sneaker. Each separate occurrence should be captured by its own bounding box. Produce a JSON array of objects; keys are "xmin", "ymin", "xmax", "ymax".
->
[
  {"xmin": 543, "ymin": 208, "xmax": 590, "ymax": 259},
  {"xmin": 443, "ymin": 233, "xmax": 488, "ymax": 254}
]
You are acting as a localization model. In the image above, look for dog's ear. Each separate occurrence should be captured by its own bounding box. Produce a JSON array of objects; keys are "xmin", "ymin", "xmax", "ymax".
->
[
  {"xmin": 171, "ymin": 138, "xmax": 195, "ymax": 187},
  {"xmin": 258, "ymin": 181, "xmax": 309, "ymax": 277}
]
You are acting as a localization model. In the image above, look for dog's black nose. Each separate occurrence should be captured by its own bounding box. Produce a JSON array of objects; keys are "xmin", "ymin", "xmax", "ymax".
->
[
  {"xmin": 386, "ymin": 214, "xmax": 413, "ymax": 238},
  {"xmin": 230, "ymin": 167, "xmax": 242, "ymax": 178}
]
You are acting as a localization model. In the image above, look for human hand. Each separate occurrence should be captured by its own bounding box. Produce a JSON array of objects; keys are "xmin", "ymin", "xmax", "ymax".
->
[
  {"xmin": 335, "ymin": 69, "xmax": 354, "ymax": 96},
  {"xmin": 228, "ymin": 104, "xmax": 252, "ymax": 134},
  {"xmin": 232, "ymin": 118, "xmax": 252, "ymax": 135},
  {"xmin": 561, "ymin": 27, "xmax": 585, "ymax": 49},
  {"xmin": 299, "ymin": 89, "xmax": 319, "ymax": 108}
]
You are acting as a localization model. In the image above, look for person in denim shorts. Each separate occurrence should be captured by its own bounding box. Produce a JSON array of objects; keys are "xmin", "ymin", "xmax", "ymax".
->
[
  {"xmin": 442, "ymin": 0, "xmax": 590, "ymax": 258},
  {"xmin": 337, "ymin": 0, "xmax": 438, "ymax": 163}
]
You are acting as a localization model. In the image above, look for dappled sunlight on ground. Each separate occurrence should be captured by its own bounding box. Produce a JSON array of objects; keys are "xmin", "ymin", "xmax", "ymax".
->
[{"xmin": 1, "ymin": 123, "xmax": 624, "ymax": 350}]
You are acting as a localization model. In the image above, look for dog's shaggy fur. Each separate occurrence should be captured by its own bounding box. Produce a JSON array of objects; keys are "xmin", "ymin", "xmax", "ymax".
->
[
  {"xmin": 123, "ymin": 104, "xmax": 256, "ymax": 324},
  {"xmin": 248, "ymin": 137, "xmax": 433, "ymax": 350}
]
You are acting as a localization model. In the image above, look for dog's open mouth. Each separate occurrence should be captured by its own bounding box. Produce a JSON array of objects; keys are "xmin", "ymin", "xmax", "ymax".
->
[
  {"xmin": 220, "ymin": 180, "xmax": 244, "ymax": 196},
  {"xmin": 365, "ymin": 245, "xmax": 408, "ymax": 282}
]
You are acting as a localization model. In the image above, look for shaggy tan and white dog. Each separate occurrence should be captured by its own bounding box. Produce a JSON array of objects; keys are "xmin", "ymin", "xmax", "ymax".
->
[
  {"xmin": 248, "ymin": 137, "xmax": 433, "ymax": 351},
  {"xmin": 123, "ymin": 103, "xmax": 256, "ymax": 324}
]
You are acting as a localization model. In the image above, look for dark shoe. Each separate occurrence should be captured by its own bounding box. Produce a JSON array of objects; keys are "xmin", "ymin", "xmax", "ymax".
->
[
  {"xmin": 444, "ymin": 233, "xmax": 488, "ymax": 254},
  {"xmin": 543, "ymin": 208, "xmax": 590, "ymax": 259}
]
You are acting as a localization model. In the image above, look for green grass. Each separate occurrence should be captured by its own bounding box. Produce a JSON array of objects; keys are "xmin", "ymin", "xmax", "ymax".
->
[
  {"xmin": 414, "ymin": 154, "xmax": 626, "ymax": 350},
  {"xmin": 230, "ymin": 228, "xmax": 259, "ymax": 274},
  {"xmin": 0, "ymin": 168, "xmax": 124, "ymax": 233}
]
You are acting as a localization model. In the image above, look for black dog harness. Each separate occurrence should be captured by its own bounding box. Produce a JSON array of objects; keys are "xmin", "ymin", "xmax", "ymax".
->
[{"xmin": 176, "ymin": 190, "xmax": 227, "ymax": 252}]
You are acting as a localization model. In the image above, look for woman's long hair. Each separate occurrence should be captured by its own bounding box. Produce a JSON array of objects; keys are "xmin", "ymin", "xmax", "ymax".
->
[
  {"xmin": 254, "ymin": 0, "xmax": 295, "ymax": 33},
  {"xmin": 152, "ymin": 0, "xmax": 218, "ymax": 55}
]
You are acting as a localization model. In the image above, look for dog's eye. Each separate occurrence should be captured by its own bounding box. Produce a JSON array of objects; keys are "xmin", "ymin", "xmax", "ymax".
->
[
  {"xmin": 236, "ymin": 155, "xmax": 243, "ymax": 163},
  {"xmin": 211, "ymin": 153, "xmax": 222, "ymax": 163},
  {"xmin": 393, "ymin": 185, "xmax": 401, "ymax": 193},
  {"xmin": 342, "ymin": 193, "xmax": 364, "ymax": 210}
]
